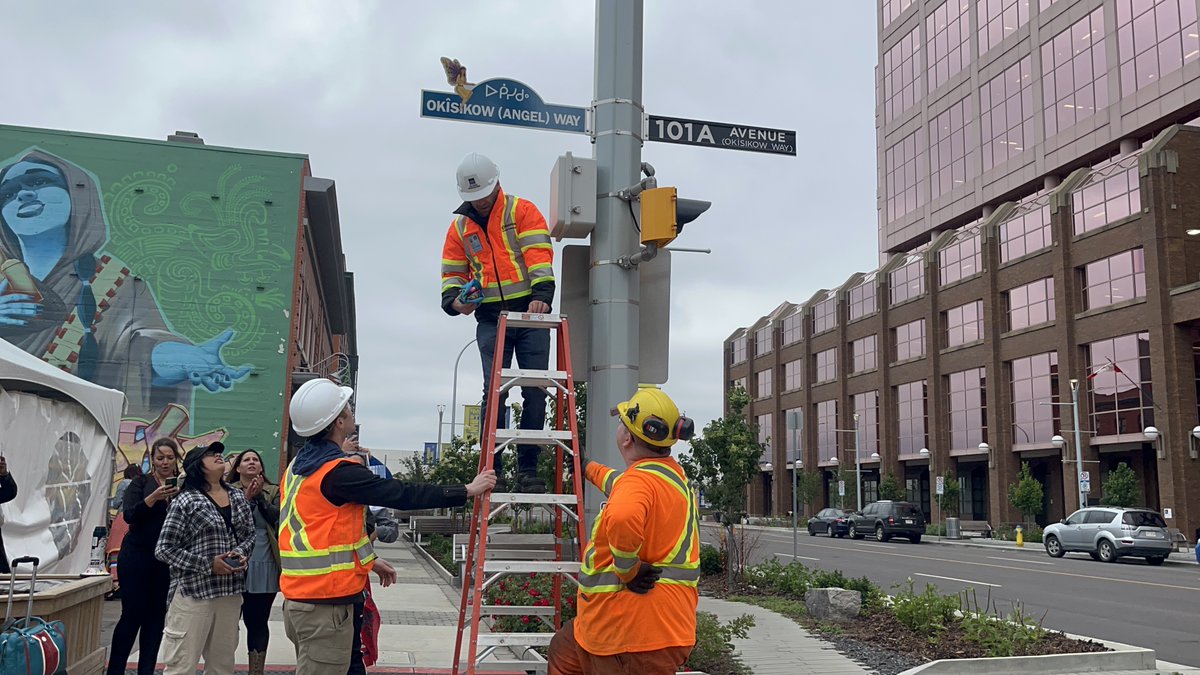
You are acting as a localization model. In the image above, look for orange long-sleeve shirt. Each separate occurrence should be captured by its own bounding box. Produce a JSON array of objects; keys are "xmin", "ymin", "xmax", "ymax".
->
[{"xmin": 574, "ymin": 458, "xmax": 699, "ymax": 656}]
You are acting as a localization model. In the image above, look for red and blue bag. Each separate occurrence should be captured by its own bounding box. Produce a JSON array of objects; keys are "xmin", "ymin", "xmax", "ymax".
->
[{"xmin": 1, "ymin": 557, "xmax": 67, "ymax": 675}]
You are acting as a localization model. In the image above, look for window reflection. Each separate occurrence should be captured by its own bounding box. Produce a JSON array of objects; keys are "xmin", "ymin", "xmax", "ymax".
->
[
  {"xmin": 1116, "ymin": 0, "xmax": 1199, "ymax": 97},
  {"xmin": 756, "ymin": 368, "xmax": 773, "ymax": 399},
  {"xmin": 930, "ymin": 97, "xmax": 976, "ymax": 200},
  {"xmin": 1009, "ymin": 351, "xmax": 1060, "ymax": 444},
  {"xmin": 928, "ymin": 1, "xmax": 971, "ymax": 91},
  {"xmin": 885, "ymin": 127, "xmax": 926, "ymax": 221},
  {"xmin": 890, "ymin": 256, "xmax": 926, "ymax": 305},
  {"xmin": 849, "ymin": 274, "xmax": 879, "ymax": 321},
  {"xmin": 945, "ymin": 300, "xmax": 984, "ymax": 347},
  {"xmin": 883, "ymin": 25, "xmax": 922, "ymax": 123},
  {"xmin": 979, "ymin": 0, "xmax": 1031, "ymax": 55},
  {"xmin": 981, "ymin": 56, "xmax": 1034, "ymax": 171},
  {"xmin": 855, "ymin": 391, "xmax": 881, "ymax": 455},
  {"xmin": 1081, "ymin": 248, "xmax": 1146, "ymax": 309},
  {"xmin": 1086, "ymin": 333, "xmax": 1153, "ymax": 435},
  {"xmin": 1041, "ymin": 7, "xmax": 1108, "ymax": 137},
  {"xmin": 939, "ymin": 223, "xmax": 983, "ymax": 285},
  {"xmin": 783, "ymin": 359, "xmax": 803, "ymax": 392},
  {"xmin": 731, "ymin": 336, "xmax": 747, "ymax": 364},
  {"xmin": 1072, "ymin": 155, "xmax": 1141, "ymax": 235},
  {"xmin": 948, "ymin": 367, "xmax": 988, "ymax": 449},
  {"xmin": 895, "ymin": 319, "xmax": 927, "ymax": 361},
  {"xmin": 781, "ymin": 311, "xmax": 804, "ymax": 346},
  {"xmin": 1006, "ymin": 277, "xmax": 1056, "ymax": 330},
  {"xmin": 813, "ymin": 295, "xmax": 838, "ymax": 335},
  {"xmin": 897, "ymin": 380, "xmax": 929, "ymax": 454},
  {"xmin": 816, "ymin": 400, "xmax": 838, "ymax": 460},
  {"xmin": 852, "ymin": 335, "xmax": 879, "ymax": 373},
  {"xmin": 999, "ymin": 194, "xmax": 1052, "ymax": 262}
]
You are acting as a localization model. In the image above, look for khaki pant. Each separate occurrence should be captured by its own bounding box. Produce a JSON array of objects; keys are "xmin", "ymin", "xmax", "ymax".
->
[
  {"xmin": 548, "ymin": 620, "xmax": 693, "ymax": 675},
  {"xmin": 283, "ymin": 600, "xmax": 355, "ymax": 675},
  {"xmin": 160, "ymin": 593, "xmax": 242, "ymax": 675}
]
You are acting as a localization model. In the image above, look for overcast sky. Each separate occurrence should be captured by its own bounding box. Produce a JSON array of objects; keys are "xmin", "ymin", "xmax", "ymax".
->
[{"xmin": 1, "ymin": 1, "xmax": 878, "ymax": 459}]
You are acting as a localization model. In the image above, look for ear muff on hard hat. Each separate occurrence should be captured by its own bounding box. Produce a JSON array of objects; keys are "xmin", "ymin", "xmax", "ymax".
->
[{"xmin": 610, "ymin": 389, "xmax": 694, "ymax": 448}]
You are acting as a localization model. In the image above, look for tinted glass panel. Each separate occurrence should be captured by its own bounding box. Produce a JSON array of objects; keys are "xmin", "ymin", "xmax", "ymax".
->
[{"xmin": 1123, "ymin": 511, "xmax": 1167, "ymax": 527}]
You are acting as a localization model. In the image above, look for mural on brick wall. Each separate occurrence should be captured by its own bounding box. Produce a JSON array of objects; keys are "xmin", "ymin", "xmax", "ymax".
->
[{"xmin": 0, "ymin": 135, "xmax": 301, "ymax": 513}]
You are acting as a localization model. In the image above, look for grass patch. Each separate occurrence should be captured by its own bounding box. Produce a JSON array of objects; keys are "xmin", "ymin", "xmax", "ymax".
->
[{"xmin": 727, "ymin": 594, "xmax": 807, "ymax": 622}]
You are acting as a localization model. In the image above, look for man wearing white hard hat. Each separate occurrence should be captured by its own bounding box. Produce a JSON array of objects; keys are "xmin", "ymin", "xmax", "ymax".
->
[
  {"xmin": 439, "ymin": 152, "xmax": 556, "ymax": 493},
  {"xmin": 278, "ymin": 377, "xmax": 496, "ymax": 675}
]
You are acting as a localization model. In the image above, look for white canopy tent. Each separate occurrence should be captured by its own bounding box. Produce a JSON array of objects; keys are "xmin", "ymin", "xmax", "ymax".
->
[{"xmin": 0, "ymin": 337, "xmax": 126, "ymax": 572}]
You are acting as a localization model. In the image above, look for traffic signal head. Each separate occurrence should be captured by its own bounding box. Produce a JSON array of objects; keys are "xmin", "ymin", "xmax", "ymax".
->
[{"xmin": 639, "ymin": 187, "xmax": 711, "ymax": 247}]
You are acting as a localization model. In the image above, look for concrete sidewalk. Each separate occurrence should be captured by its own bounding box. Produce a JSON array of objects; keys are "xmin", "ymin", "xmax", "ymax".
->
[{"xmin": 700, "ymin": 597, "xmax": 870, "ymax": 675}]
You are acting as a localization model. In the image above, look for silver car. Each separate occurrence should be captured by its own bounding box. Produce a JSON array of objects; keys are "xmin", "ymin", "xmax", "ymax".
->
[{"xmin": 1043, "ymin": 507, "xmax": 1172, "ymax": 565}]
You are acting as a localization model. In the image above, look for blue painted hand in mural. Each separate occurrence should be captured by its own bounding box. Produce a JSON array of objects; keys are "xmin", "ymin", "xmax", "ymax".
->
[
  {"xmin": 151, "ymin": 329, "xmax": 253, "ymax": 392},
  {"xmin": 0, "ymin": 279, "xmax": 41, "ymax": 326}
]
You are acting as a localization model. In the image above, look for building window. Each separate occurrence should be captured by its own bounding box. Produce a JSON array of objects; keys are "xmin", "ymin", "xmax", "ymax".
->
[
  {"xmin": 945, "ymin": 300, "xmax": 984, "ymax": 347},
  {"xmin": 848, "ymin": 274, "xmax": 879, "ymax": 321},
  {"xmin": 981, "ymin": 55, "xmax": 1035, "ymax": 171},
  {"xmin": 1117, "ymin": 0, "xmax": 1199, "ymax": 98},
  {"xmin": 928, "ymin": 1, "xmax": 971, "ymax": 91},
  {"xmin": 851, "ymin": 335, "xmax": 878, "ymax": 374},
  {"xmin": 781, "ymin": 312, "xmax": 803, "ymax": 346},
  {"xmin": 894, "ymin": 319, "xmax": 926, "ymax": 361},
  {"xmin": 756, "ymin": 413, "xmax": 773, "ymax": 459},
  {"xmin": 890, "ymin": 255, "xmax": 925, "ymax": 305},
  {"xmin": 756, "ymin": 369, "xmax": 773, "ymax": 399},
  {"xmin": 1006, "ymin": 278, "xmax": 1056, "ymax": 330},
  {"xmin": 948, "ymin": 368, "xmax": 987, "ymax": 450},
  {"xmin": 814, "ymin": 348, "xmax": 838, "ymax": 384},
  {"xmin": 784, "ymin": 407, "xmax": 803, "ymax": 460},
  {"xmin": 783, "ymin": 359, "xmax": 803, "ymax": 392},
  {"xmin": 854, "ymin": 390, "xmax": 880, "ymax": 456},
  {"xmin": 729, "ymin": 377, "xmax": 747, "ymax": 393},
  {"xmin": 812, "ymin": 295, "xmax": 838, "ymax": 335},
  {"xmin": 1040, "ymin": 0, "xmax": 1061, "ymax": 9},
  {"xmin": 939, "ymin": 224, "xmax": 982, "ymax": 285},
  {"xmin": 883, "ymin": 0, "xmax": 915, "ymax": 28},
  {"xmin": 1041, "ymin": 7, "xmax": 1108, "ymax": 137},
  {"xmin": 755, "ymin": 325, "xmax": 772, "ymax": 356},
  {"xmin": 731, "ymin": 336, "xmax": 747, "ymax": 364},
  {"xmin": 929, "ymin": 97, "xmax": 976, "ymax": 200},
  {"xmin": 1072, "ymin": 155, "xmax": 1141, "ymax": 235},
  {"xmin": 999, "ymin": 194, "xmax": 1051, "ymax": 262},
  {"xmin": 885, "ymin": 128, "xmax": 926, "ymax": 222},
  {"xmin": 816, "ymin": 400, "xmax": 838, "ymax": 461},
  {"xmin": 1010, "ymin": 351, "xmax": 1060, "ymax": 445},
  {"xmin": 979, "ymin": 0, "xmax": 1031, "ymax": 55},
  {"xmin": 1081, "ymin": 248, "xmax": 1146, "ymax": 310},
  {"xmin": 896, "ymin": 380, "xmax": 928, "ymax": 455},
  {"xmin": 883, "ymin": 25, "xmax": 922, "ymax": 123},
  {"xmin": 1086, "ymin": 333, "xmax": 1153, "ymax": 435}
]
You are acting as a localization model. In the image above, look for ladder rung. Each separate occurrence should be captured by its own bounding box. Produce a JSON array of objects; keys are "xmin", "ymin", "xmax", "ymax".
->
[
  {"xmin": 500, "ymin": 367, "xmax": 569, "ymax": 383},
  {"xmin": 483, "ymin": 560, "xmax": 581, "ymax": 574},
  {"xmin": 485, "ymin": 550, "xmax": 556, "ymax": 560},
  {"xmin": 477, "ymin": 633, "xmax": 556, "ymax": 647},
  {"xmin": 489, "ymin": 534, "xmax": 558, "ymax": 545},
  {"xmin": 501, "ymin": 312, "xmax": 564, "ymax": 328},
  {"xmin": 476, "ymin": 661, "xmax": 547, "ymax": 672},
  {"xmin": 494, "ymin": 429, "xmax": 575, "ymax": 444},
  {"xmin": 489, "ymin": 493, "xmax": 580, "ymax": 505},
  {"xmin": 476, "ymin": 604, "xmax": 558, "ymax": 616}
]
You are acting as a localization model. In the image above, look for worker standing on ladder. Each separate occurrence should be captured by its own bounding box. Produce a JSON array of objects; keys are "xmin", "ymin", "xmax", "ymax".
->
[
  {"xmin": 548, "ymin": 388, "xmax": 701, "ymax": 675},
  {"xmin": 440, "ymin": 152, "xmax": 555, "ymax": 493},
  {"xmin": 279, "ymin": 378, "xmax": 496, "ymax": 675}
]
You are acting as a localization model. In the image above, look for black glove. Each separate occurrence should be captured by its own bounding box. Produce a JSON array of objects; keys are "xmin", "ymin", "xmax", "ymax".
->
[{"xmin": 625, "ymin": 564, "xmax": 662, "ymax": 594}]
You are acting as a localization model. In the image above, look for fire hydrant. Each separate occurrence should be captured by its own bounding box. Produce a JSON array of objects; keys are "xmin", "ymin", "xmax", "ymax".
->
[{"xmin": 1015, "ymin": 525, "xmax": 1025, "ymax": 548}]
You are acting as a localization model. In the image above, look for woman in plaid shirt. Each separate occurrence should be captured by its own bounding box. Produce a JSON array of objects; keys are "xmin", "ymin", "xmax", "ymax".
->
[{"xmin": 155, "ymin": 442, "xmax": 255, "ymax": 675}]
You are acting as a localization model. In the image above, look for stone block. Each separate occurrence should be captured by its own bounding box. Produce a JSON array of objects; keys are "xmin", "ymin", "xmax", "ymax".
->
[{"xmin": 804, "ymin": 587, "xmax": 862, "ymax": 623}]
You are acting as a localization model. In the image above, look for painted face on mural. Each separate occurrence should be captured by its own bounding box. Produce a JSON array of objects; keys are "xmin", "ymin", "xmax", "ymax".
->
[{"xmin": 0, "ymin": 161, "xmax": 71, "ymax": 236}]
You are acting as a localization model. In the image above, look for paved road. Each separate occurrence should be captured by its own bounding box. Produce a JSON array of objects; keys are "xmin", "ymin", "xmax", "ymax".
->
[{"xmin": 701, "ymin": 524, "xmax": 1200, "ymax": 667}]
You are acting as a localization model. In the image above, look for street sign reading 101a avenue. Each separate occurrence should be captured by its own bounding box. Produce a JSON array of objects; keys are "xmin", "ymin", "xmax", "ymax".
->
[{"xmin": 647, "ymin": 114, "xmax": 797, "ymax": 156}]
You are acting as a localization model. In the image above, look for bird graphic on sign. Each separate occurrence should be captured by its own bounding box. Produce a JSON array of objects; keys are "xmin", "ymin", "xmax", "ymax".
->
[{"xmin": 440, "ymin": 57, "xmax": 476, "ymax": 105}]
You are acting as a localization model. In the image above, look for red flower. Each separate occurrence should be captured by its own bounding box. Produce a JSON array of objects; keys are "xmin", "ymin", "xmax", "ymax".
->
[
  {"xmin": 521, "ymin": 616, "xmax": 531, "ymax": 624},
  {"xmin": 530, "ymin": 589, "xmax": 541, "ymax": 597},
  {"xmin": 530, "ymin": 572, "xmax": 537, "ymax": 578}
]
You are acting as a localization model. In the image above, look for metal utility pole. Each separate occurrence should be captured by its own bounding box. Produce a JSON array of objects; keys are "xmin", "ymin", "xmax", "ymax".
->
[
  {"xmin": 436, "ymin": 404, "xmax": 446, "ymax": 455},
  {"xmin": 854, "ymin": 414, "xmax": 862, "ymax": 513},
  {"xmin": 586, "ymin": 0, "xmax": 644, "ymax": 531},
  {"xmin": 1070, "ymin": 379, "xmax": 1086, "ymax": 511},
  {"xmin": 449, "ymin": 339, "xmax": 477, "ymax": 437}
]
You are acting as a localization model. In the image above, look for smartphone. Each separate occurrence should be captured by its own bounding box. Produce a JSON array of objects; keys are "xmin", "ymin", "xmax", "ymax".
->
[
  {"xmin": 225, "ymin": 553, "xmax": 246, "ymax": 570},
  {"xmin": 164, "ymin": 477, "xmax": 178, "ymax": 488}
]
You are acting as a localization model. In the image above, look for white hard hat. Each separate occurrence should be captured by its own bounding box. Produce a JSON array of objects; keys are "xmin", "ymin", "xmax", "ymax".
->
[
  {"xmin": 289, "ymin": 378, "xmax": 354, "ymax": 437},
  {"xmin": 456, "ymin": 153, "xmax": 500, "ymax": 201}
]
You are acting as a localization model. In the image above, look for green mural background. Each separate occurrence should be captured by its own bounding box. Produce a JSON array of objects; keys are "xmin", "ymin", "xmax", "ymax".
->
[{"xmin": 0, "ymin": 125, "xmax": 304, "ymax": 477}]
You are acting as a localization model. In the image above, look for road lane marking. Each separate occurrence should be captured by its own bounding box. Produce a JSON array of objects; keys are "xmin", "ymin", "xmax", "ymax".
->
[
  {"xmin": 777, "ymin": 553, "xmax": 821, "ymax": 561},
  {"xmin": 793, "ymin": 540, "xmax": 1200, "ymax": 593},
  {"xmin": 915, "ymin": 573, "xmax": 1001, "ymax": 588},
  {"xmin": 859, "ymin": 542, "xmax": 897, "ymax": 548},
  {"xmin": 987, "ymin": 556, "xmax": 1055, "ymax": 566}
]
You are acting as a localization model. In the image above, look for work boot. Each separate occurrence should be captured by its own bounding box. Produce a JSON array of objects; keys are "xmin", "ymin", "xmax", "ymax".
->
[
  {"xmin": 248, "ymin": 651, "xmax": 266, "ymax": 675},
  {"xmin": 517, "ymin": 473, "xmax": 547, "ymax": 494}
]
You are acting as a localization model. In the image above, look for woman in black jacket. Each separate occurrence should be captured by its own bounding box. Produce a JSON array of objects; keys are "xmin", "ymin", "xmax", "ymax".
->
[{"xmin": 105, "ymin": 438, "xmax": 181, "ymax": 675}]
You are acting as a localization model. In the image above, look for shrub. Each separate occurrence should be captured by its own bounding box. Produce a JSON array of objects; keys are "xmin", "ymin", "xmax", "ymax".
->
[
  {"xmin": 483, "ymin": 573, "xmax": 577, "ymax": 633},
  {"xmin": 960, "ymin": 589, "xmax": 1046, "ymax": 657},
  {"xmin": 890, "ymin": 580, "xmax": 960, "ymax": 636},
  {"xmin": 742, "ymin": 559, "xmax": 884, "ymax": 611},
  {"xmin": 926, "ymin": 522, "xmax": 946, "ymax": 536},
  {"xmin": 424, "ymin": 534, "xmax": 456, "ymax": 574},
  {"xmin": 687, "ymin": 611, "xmax": 754, "ymax": 674},
  {"xmin": 700, "ymin": 544, "xmax": 724, "ymax": 577}
]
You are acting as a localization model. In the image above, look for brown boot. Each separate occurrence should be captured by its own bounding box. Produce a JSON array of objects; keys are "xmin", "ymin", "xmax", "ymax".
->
[{"xmin": 248, "ymin": 650, "xmax": 266, "ymax": 675}]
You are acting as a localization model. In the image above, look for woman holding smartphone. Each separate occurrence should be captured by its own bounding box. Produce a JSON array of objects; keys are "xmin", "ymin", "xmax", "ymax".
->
[
  {"xmin": 106, "ymin": 438, "xmax": 181, "ymax": 675},
  {"xmin": 228, "ymin": 449, "xmax": 280, "ymax": 675},
  {"xmin": 156, "ymin": 442, "xmax": 254, "ymax": 675}
]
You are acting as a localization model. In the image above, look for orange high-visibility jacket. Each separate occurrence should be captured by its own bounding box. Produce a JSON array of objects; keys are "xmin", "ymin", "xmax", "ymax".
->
[
  {"xmin": 574, "ymin": 458, "xmax": 701, "ymax": 656},
  {"xmin": 278, "ymin": 457, "xmax": 376, "ymax": 601},
  {"xmin": 440, "ymin": 189, "xmax": 554, "ymax": 307}
]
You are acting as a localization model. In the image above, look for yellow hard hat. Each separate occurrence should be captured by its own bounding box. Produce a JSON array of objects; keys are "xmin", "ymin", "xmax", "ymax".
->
[{"xmin": 611, "ymin": 388, "xmax": 695, "ymax": 448}]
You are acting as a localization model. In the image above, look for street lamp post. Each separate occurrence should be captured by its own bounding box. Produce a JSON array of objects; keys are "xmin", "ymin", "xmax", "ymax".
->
[
  {"xmin": 1042, "ymin": 378, "xmax": 1086, "ymax": 511},
  {"xmin": 787, "ymin": 411, "xmax": 803, "ymax": 560},
  {"xmin": 449, "ymin": 339, "xmax": 478, "ymax": 438},
  {"xmin": 436, "ymin": 404, "xmax": 446, "ymax": 456},
  {"xmin": 831, "ymin": 413, "xmax": 864, "ymax": 512}
]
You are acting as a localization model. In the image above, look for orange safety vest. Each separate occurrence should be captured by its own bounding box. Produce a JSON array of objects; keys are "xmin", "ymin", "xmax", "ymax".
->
[
  {"xmin": 574, "ymin": 458, "xmax": 701, "ymax": 656},
  {"xmin": 440, "ymin": 189, "xmax": 554, "ymax": 305},
  {"xmin": 278, "ymin": 457, "xmax": 376, "ymax": 601}
]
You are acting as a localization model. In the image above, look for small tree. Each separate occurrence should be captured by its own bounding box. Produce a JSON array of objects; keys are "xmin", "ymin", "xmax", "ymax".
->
[
  {"xmin": 1102, "ymin": 462, "xmax": 1141, "ymax": 508},
  {"xmin": 429, "ymin": 435, "xmax": 482, "ymax": 523},
  {"xmin": 1008, "ymin": 462, "xmax": 1044, "ymax": 524},
  {"xmin": 879, "ymin": 472, "xmax": 906, "ymax": 501},
  {"xmin": 395, "ymin": 454, "xmax": 430, "ymax": 483},
  {"xmin": 794, "ymin": 470, "xmax": 823, "ymax": 517},
  {"xmin": 936, "ymin": 469, "xmax": 961, "ymax": 517},
  {"xmin": 679, "ymin": 386, "xmax": 763, "ymax": 586}
]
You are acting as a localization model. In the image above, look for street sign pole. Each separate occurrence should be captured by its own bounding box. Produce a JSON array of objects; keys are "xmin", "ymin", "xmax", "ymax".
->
[{"xmin": 585, "ymin": 0, "xmax": 644, "ymax": 533}]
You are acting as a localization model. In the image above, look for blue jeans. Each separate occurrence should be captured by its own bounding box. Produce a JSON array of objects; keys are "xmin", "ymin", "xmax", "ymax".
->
[{"xmin": 476, "ymin": 320, "xmax": 550, "ymax": 475}]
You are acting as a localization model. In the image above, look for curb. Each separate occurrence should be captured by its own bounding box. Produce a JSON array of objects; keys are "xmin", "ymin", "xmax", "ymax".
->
[
  {"xmin": 410, "ymin": 540, "xmax": 459, "ymax": 586},
  {"xmin": 896, "ymin": 646, "xmax": 1157, "ymax": 674}
]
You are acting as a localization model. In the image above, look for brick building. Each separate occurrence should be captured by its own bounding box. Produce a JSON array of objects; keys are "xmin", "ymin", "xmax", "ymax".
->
[{"xmin": 724, "ymin": 0, "xmax": 1200, "ymax": 541}]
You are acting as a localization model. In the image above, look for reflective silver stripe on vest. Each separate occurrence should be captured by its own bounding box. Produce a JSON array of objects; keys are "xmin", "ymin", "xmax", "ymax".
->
[
  {"xmin": 454, "ymin": 205, "xmax": 533, "ymax": 301},
  {"xmin": 280, "ymin": 465, "xmax": 309, "ymax": 552},
  {"xmin": 281, "ymin": 548, "xmax": 360, "ymax": 571},
  {"xmin": 578, "ymin": 566, "xmax": 701, "ymax": 591}
]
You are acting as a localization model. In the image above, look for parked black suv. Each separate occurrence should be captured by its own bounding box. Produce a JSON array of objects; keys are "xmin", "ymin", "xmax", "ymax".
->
[{"xmin": 849, "ymin": 501, "xmax": 925, "ymax": 543}]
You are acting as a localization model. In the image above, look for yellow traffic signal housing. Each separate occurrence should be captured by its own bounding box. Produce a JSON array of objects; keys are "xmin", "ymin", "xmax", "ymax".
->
[{"xmin": 640, "ymin": 187, "xmax": 679, "ymax": 247}]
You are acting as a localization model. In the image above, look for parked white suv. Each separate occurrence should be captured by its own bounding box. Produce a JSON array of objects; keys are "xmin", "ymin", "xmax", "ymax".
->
[{"xmin": 1043, "ymin": 507, "xmax": 1172, "ymax": 565}]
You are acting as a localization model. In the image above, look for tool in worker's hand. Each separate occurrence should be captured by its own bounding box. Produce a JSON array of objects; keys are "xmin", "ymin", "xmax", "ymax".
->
[{"xmin": 458, "ymin": 279, "xmax": 484, "ymax": 305}]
